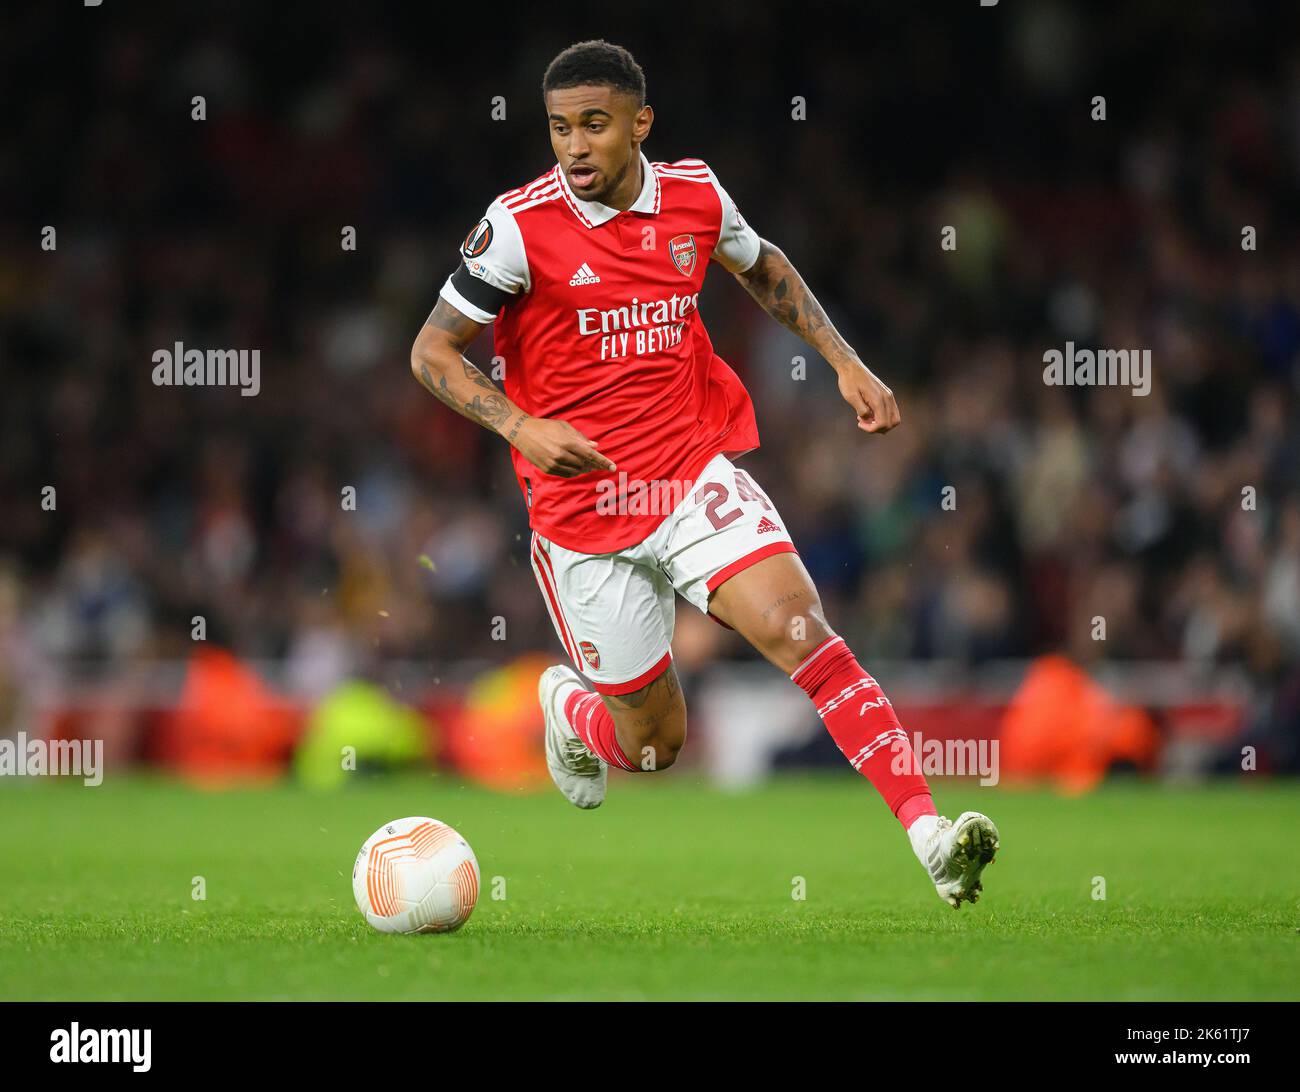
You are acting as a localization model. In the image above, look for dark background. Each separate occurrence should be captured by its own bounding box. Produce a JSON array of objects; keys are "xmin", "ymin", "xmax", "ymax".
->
[{"xmin": 1, "ymin": 1, "xmax": 1298, "ymax": 760}]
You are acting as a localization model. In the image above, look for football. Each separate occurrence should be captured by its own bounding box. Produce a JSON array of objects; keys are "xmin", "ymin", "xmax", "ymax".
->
[{"xmin": 352, "ymin": 816, "xmax": 480, "ymax": 934}]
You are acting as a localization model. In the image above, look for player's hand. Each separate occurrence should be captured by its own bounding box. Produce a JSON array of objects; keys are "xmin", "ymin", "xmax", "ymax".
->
[
  {"xmin": 837, "ymin": 358, "xmax": 901, "ymax": 434},
  {"xmin": 510, "ymin": 416, "xmax": 617, "ymax": 477}
]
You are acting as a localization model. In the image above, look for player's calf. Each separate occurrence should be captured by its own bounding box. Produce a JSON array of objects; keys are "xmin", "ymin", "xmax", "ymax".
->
[
  {"xmin": 709, "ymin": 551, "xmax": 1001, "ymax": 907},
  {"xmin": 548, "ymin": 661, "xmax": 687, "ymax": 787},
  {"xmin": 600, "ymin": 665, "xmax": 687, "ymax": 772},
  {"xmin": 707, "ymin": 553, "xmax": 836, "ymax": 675}
]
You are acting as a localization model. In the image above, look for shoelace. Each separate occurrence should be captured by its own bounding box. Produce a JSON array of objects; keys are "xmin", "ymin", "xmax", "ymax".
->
[{"xmin": 562, "ymin": 736, "xmax": 602, "ymax": 775}]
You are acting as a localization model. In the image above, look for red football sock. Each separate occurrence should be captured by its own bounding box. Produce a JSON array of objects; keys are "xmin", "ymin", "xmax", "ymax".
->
[
  {"xmin": 791, "ymin": 635, "xmax": 936, "ymax": 828},
  {"xmin": 564, "ymin": 688, "xmax": 638, "ymax": 772}
]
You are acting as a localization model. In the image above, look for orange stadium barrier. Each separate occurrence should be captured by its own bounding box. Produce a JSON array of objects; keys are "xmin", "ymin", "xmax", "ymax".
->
[
  {"xmin": 439, "ymin": 653, "xmax": 552, "ymax": 792},
  {"xmin": 29, "ymin": 654, "xmax": 1244, "ymax": 791},
  {"xmin": 149, "ymin": 647, "xmax": 303, "ymax": 786},
  {"xmin": 999, "ymin": 654, "xmax": 1160, "ymax": 794}
]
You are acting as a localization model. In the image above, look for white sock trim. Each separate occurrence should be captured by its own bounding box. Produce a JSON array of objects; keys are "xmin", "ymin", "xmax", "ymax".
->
[{"xmin": 907, "ymin": 814, "xmax": 941, "ymax": 864}]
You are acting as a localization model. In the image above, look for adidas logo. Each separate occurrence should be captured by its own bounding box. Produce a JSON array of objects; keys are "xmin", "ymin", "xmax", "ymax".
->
[
  {"xmin": 569, "ymin": 262, "xmax": 601, "ymax": 286},
  {"xmin": 756, "ymin": 516, "xmax": 780, "ymax": 534}
]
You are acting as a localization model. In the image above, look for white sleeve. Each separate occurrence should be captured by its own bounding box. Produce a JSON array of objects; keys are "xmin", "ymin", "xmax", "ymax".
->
[
  {"xmin": 437, "ymin": 199, "xmax": 530, "ymax": 324},
  {"xmin": 706, "ymin": 167, "xmax": 761, "ymax": 274}
]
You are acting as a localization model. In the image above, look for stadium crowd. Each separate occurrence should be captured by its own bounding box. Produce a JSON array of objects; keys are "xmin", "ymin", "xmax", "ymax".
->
[{"xmin": 1, "ymin": 3, "xmax": 1297, "ymax": 762}]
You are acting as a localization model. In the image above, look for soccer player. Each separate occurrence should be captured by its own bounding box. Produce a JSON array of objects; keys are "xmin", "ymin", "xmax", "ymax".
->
[{"xmin": 411, "ymin": 40, "xmax": 999, "ymax": 907}]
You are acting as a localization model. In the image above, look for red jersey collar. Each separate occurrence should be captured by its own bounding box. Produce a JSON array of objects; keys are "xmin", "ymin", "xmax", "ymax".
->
[{"xmin": 555, "ymin": 150, "xmax": 661, "ymax": 229}]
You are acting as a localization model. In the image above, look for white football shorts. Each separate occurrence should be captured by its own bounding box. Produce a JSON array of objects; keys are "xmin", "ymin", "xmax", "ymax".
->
[{"xmin": 528, "ymin": 453, "xmax": 798, "ymax": 694}]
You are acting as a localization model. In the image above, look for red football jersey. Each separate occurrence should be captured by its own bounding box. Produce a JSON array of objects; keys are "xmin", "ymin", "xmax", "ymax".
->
[{"xmin": 439, "ymin": 153, "xmax": 763, "ymax": 553}]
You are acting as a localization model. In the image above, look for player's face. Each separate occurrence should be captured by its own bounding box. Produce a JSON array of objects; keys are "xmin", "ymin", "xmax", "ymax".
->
[{"xmin": 546, "ymin": 85, "xmax": 651, "ymax": 205}]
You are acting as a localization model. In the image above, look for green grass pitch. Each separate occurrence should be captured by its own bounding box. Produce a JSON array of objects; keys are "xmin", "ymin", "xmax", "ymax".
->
[{"xmin": 0, "ymin": 775, "xmax": 1295, "ymax": 1000}]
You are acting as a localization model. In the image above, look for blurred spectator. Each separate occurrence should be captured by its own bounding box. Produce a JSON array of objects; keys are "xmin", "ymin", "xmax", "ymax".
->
[{"xmin": 0, "ymin": 2, "xmax": 1296, "ymax": 754}]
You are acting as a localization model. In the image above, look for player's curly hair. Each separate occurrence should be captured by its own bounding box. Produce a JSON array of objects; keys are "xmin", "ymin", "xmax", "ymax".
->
[{"xmin": 542, "ymin": 40, "xmax": 646, "ymax": 107}]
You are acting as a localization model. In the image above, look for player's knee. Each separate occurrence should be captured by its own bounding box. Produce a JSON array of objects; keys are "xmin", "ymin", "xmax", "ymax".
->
[
  {"xmin": 618, "ymin": 706, "xmax": 687, "ymax": 773},
  {"xmin": 637, "ymin": 731, "xmax": 684, "ymax": 772},
  {"xmin": 756, "ymin": 601, "xmax": 834, "ymax": 672}
]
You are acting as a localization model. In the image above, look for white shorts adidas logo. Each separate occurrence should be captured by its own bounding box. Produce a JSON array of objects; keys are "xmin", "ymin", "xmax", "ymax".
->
[{"xmin": 569, "ymin": 262, "xmax": 601, "ymax": 286}]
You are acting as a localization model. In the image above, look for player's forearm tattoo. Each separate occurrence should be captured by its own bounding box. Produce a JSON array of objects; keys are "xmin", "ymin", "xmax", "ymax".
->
[
  {"xmin": 505, "ymin": 411, "xmax": 530, "ymax": 445},
  {"xmin": 416, "ymin": 298, "xmax": 520, "ymax": 432},
  {"xmin": 466, "ymin": 392, "xmax": 513, "ymax": 429},
  {"xmin": 417, "ymin": 360, "xmax": 512, "ymax": 431},
  {"xmin": 737, "ymin": 239, "xmax": 847, "ymax": 359}
]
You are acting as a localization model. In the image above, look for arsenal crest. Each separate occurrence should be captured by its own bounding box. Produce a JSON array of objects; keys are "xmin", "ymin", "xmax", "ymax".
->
[
  {"xmin": 579, "ymin": 641, "xmax": 601, "ymax": 670},
  {"xmin": 669, "ymin": 234, "xmax": 697, "ymax": 277}
]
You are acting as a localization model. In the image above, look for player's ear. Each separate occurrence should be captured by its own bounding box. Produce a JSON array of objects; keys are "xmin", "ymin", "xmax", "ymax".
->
[{"xmin": 632, "ymin": 103, "xmax": 653, "ymax": 143}]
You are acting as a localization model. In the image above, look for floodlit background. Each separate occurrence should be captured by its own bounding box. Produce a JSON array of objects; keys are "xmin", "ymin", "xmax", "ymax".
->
[{"xmin": 2, "ymin": 0, "xmax": 1298, "ymax": 793}]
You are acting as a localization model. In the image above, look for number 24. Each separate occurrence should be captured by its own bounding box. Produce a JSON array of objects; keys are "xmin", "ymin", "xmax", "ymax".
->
[{"xmin": 694, "ymin": 470, "xmax": 771, "ymax": 530}]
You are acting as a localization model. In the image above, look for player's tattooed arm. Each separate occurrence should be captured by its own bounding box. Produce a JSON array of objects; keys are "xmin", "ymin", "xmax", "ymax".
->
[
  {"xmin": 733, "ymin": 239, "xmax": 838, "ymax": 350},
  {"xmin": 733, "ymin": 238, "xmax": 902, "ymax": 434},
  {"xmin": 411, "ymin": 298, "xmax": 521, "ymax": 435},
  {"xmin": 411, "ymin": 298, "xmax": 616, "ymax": 475}
]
